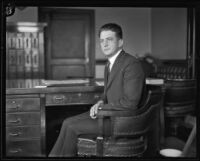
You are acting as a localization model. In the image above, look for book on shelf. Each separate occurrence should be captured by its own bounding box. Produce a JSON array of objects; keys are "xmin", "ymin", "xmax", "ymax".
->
[
  {"xmin": 16, "ymin": 32, "xmax": 24, "ymax": 49},
  {"xmin": 16, "ymin": 79, "xmax": 25, "ymax": 88},
  {"xmin": 25, "ymin": 79, "xmax": 33, "ymax": 88},
  {"xmin": 31, "ymin": 32, "xmax": 39, "ymax": 49},
  {"xmin": 16, "ymin": 49, "xmax": 25, "ymax": 78},
  {"xmin": 24, "ymin": 48, "xmax": 32, "ymax": 78},
  {"xmin": 32, "ymin": 49, "xmax": 40, "ymax": 78},
  {"xmin": 32, "ymin": 79, "xmax": 41, "ymax": 87},
  {"xmin": 24, "ymin": 32, "xmax": 32, "ymax": 49},
  {"xmin": 7, "ymin": 32, "xmax": 16, "ymax": 49},
  {"xmin": 7, "ymin": 49, "xmax": 17, "ymax": 79},
  {"xmin": 9, "ymin": 79, "xmax": 18, "ymax": 88}
]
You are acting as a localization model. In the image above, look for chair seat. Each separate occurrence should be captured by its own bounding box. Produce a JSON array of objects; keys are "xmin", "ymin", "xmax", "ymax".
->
[
  {"xmin": 77, "ymin": 136, "xmax": 146, "ymax": 157},
  {"xmin": 164, "ymin": 104, "xmax": 194, "ymax": 117}
]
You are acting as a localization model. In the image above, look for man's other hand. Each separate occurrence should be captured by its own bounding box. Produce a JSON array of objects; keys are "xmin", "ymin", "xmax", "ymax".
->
[{"xmin": 90, "ymin": 100, "xmax": 103, "ymax": 119}]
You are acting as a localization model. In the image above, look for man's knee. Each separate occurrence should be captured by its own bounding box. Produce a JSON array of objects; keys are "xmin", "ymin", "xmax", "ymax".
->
[
  {"xmin": 62, "ymin": 116, "xmax": 79, "ymax": 129},
  {"xmin": 62, "ymin": 112, "xmax": 89, "ymax": 127},
  {"xmin": 62, "ymin": 117, "xmax": 73, "ymax": 128}
]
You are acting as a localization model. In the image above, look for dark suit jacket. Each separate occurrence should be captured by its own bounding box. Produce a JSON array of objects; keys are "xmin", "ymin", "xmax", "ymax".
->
[{"xmin": 102, "ymin": 50, "xmax": 145, "ymax": 110}]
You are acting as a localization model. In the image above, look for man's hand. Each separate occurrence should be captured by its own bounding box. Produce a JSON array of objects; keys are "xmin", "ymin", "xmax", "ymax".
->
[{"xmin": 90, "ymin": 100, "xmax": 103, "ymax": 119}]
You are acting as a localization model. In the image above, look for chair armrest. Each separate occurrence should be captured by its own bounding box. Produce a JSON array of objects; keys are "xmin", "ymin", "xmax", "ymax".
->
[
  {"xmin": 97, "ymin": 107, "xmax": 144, "ymax": 118},
  {"xmin": 96, "ymin": 108, "xmax": 151, "ymax": 138},
  {"xmin": 96, "ymin": 90, "xmax": 157, "ymax": 118},
  {"xmin": 97, "ymin": 109, "xmax": 139, "ymax": 118},
  {"xmin": 96, "ymin": 108, "xmax": 135, "ymax": 138}
]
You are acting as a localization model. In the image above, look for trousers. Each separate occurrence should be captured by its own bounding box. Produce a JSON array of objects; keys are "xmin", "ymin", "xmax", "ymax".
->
[{"xmin": 48, "ymin": 111, "xmax": 110, "ymax": 157}]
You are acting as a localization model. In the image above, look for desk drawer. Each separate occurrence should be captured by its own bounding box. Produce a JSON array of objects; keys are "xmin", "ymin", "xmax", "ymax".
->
[
  {"xmin": 46, "ymin": 92, "xmax": 102, "ymax": 106},
  {"xmin": 6, "ymin": 112, "xmax": 40, "ymax": 126},
  {"xmin": 6, "ymin": 139, "xmax": 41, "ymax": 157},
  {"xmin": 6, "ymin": 125, "xmax": 40, "ymax": 140},
  {"xmin": 6, "ymin": 98, "xmax": 40, "ymax": 113}
]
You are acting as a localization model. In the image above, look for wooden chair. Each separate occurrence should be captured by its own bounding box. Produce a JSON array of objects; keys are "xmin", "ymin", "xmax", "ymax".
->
[
  {"xmin": 77, "ymin": 88, "xmax": 163, "ymax": 157},
  {"xmin": 163, "ymin": 79, "xmax": 196, "ymax": 136},
  {"xmin": 164, "ymin": 79, "xmax": 196, "ymax": 117}
]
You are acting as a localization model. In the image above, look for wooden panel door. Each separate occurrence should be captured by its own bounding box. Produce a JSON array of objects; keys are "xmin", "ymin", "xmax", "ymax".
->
[{"xmin": 39, "ymin": 8, "xmax": 95, "ymax": 80}]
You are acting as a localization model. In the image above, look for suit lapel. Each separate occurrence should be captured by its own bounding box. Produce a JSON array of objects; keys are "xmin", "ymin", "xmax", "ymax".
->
[
  {"xmin": 106, "ymin": 50, "xmax": 125, "ymax": 90},
  {"xmin": 104, "ymin": 61, "xmax": 109, "ymax": 90}
]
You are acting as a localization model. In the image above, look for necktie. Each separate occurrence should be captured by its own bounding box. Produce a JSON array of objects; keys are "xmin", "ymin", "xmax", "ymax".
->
[
  {"xmin": 105, "ymin": 61, "xmax": 110, "ymax": 84},
  {"xmin": 107, "ymin": 61, "xmax": 111, "ymax": 76}
]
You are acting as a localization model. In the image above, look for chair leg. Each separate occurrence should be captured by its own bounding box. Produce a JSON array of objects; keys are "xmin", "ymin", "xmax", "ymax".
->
[
  {"xmin": 181, "ymin": 118, "xmax": 196, "ymax": 157},
  {"xmin": 96, "ymin": 137, "xmax": 104, "ymax": 156}
]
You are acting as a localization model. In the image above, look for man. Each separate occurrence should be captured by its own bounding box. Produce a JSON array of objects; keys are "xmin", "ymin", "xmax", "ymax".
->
[{"xmin": 49, "ymin": 23, "xmax": 145, "ymax": 157}]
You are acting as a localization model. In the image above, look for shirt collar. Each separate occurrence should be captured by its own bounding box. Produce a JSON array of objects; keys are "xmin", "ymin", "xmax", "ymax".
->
[{"xmin": 108, "ymin": 49, "xmax": 122, "ymax": 70}]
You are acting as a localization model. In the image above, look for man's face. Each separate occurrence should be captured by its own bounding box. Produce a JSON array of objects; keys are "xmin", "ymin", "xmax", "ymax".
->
[{"xmin": 99, "ymin": 30, "xmax": 123, "ymax": 58}]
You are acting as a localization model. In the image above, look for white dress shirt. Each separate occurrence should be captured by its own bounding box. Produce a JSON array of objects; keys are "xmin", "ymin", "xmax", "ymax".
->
[{"xmin": 108, "ymin": 49, "xmax": 122, "ymax": 72}]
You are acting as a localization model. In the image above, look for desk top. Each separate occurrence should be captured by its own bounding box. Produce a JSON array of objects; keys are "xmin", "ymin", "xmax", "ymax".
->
[
  {"xmin": 6, "ymin": 78, "xmax": 164, "ymax": 95},
  {"xmin": 6, "ymin": 85, "xmax": 104, "ymax": 95}
]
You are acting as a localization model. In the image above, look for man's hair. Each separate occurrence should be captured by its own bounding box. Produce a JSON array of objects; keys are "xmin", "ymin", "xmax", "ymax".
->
[{"xmin": 98, "ymin": 23, "xmax": 123, "ymax": 39}]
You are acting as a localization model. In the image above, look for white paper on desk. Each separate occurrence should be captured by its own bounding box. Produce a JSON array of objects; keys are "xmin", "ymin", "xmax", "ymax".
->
[
  {"xmin": 34, "ymin": 85, "xmax": 47, "ymax": 88},
  {"xmin": 95, "ymin": 81, "xmax": 104, "ymax": 86},
  {"xmin": 41, "ymin": 79, "xmax": 90, "ymax": 86},
  {"xmin": 145, "ymin": 78, "xmax": 164, "ymax": 85}
]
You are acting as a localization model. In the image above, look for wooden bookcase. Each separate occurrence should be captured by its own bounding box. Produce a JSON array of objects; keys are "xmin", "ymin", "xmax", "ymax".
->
[{"xmin": 6, "ymin": 22, "xmax": 47, "ymax": 88}]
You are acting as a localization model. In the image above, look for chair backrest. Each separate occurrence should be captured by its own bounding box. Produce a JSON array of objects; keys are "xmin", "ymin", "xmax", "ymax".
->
[
  {"xmin": 164, "ymin": 79, "xmax": 196, "ymax": 106},
  {"xmin": 112, "ymin": 88, "xmax": 163, "ymax": 138}
]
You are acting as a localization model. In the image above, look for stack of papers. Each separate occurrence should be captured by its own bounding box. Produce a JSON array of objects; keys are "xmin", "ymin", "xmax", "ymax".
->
[
  {"xmin": 95, "ymin": 81, "xmax": 104, "ymax": 86},
  {"xmin": 34, "ymin": 85, "xmax": 47, "ymax": 88},
  {"xmin": 41, "ymin": 79, "xmax": 90, "ymax": 87},
  {"xmin": 145, "ymin": 78, "xmax": 164, "ymax": 85}
]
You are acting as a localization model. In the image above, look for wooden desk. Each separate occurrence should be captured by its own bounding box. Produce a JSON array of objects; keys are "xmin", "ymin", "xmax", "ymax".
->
[
  {"xmin": 6, "ymin": 85, "xmax": 103, "ymax": 157},
  {"xmin": 5, "ymin": 79, "xmax": 164, "ymax": 157}
]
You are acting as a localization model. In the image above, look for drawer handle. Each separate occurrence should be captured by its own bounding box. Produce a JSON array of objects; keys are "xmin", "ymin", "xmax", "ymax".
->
[
  {"xmin": 9, "ymin": 132, "xmax": 22, "ymax": 136},
  {"xmin": 9, "ymin": 148, "xmax": 22, "ymax": 153},
  {"xmin": 54, "ymin": 96, "xmax": 65, "ymax": 100},
  {"xmin": 8, "ymin": 105, "xmax": 20, "ymax": 110},
  {"xmin": 11, "ymin": 100, "xmax": 16, "ymax": 104},
  {"xmin": 8, "ymin": 118, "xmax": 21, "ymax": 124}
]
